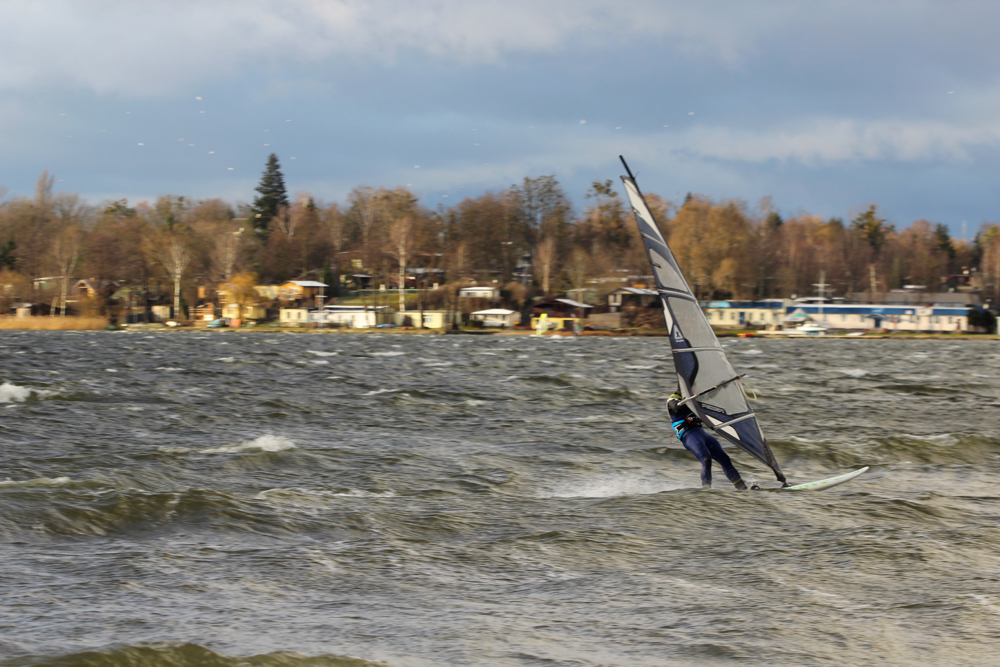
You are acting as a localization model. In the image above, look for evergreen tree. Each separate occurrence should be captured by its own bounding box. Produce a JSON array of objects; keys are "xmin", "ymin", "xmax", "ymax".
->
[
  {"xmin": 252, "ymin": 154, "xmax": 289, "ymax": 235},
  {"xmin": 0, "ymin": 238, "xmax": 16, "ymax": 270},
  {"xmin": 851, "ymin": 205, "xmax": 891, "ymax": 254},
  {"xmin": 934, "ymin": 223, "xmax": 956, "ymax": 261}
]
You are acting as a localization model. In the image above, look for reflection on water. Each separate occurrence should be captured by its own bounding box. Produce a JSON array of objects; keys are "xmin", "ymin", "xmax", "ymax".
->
[{"xmin": 1, "ymin": 332, "xmax": 998, "ymax": 666}]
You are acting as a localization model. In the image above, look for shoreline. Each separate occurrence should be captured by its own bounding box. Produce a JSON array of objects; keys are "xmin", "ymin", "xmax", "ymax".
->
[{"xmin": 1, "ymin": 323, "xmax": 994, "ymax": 340}]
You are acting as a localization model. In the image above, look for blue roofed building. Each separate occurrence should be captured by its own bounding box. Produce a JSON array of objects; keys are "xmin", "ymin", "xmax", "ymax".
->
[{"xmin": 784, "ymin": 303, "xmax": 974, "ymax": 332}]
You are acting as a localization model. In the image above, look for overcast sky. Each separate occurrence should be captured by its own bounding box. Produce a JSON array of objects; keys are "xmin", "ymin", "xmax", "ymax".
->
[{"xmin": 3, "ymin": 0, "xmax": 999, "ymax": 235}]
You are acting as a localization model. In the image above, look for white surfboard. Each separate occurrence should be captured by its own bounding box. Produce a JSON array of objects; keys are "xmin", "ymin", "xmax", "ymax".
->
[{"xmin": 781, "ymin": 466, "xmax": 869, "ymax": 491}]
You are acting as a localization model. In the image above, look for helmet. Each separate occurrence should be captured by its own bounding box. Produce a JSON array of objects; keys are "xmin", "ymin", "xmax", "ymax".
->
[{"xmin": 669, "ymin": 392, "xmax": 682, "ymax": 401}]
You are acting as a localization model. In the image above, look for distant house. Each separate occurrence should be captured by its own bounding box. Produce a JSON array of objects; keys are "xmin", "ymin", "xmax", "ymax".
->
[
  {"xmin": 32, "ymin": 276, "xmax": 63, "ymax": 291},
  {"xmin": 607, "ymin": 287, "xmax": 658, "ymax": 312},
  {"xmin": 317, "ymin": 305, "xmax": 387, "ymax": 328},
  {"xmin": 222, "ymin": 303, "xmax": 267, "ymax": 321},
  {"xmin": 782, "ymin": 303, "xmax": 975, "ymax": 332},
  {"xmin": 73, "ymin": 279, "xmax": 100, "ymax": 299},
  {"xmin": 151, "ymin": 305, "xmax": 172, "ymax": 322},
  {"xmin": 278, "ymin": 280, "xmax": 327, "ymax": 301},
  {"xmin": 392, "ymin": 310, "xmax": 455, "ymax": 329},
  {"xmin": 279, "ymin": 307, "xmax": 311, "ymax": 325},
  {"xmin": 529, "ymin": 298, "xmax": 592, "ymax": 330},
  {"xmin": 704, "ymin": 300, "xmax": 787, "ymax": 328},
  {"xmin": 459, "ymin": 286, "xmax": 500, "ymax": 299},
  {"xmin": 254, "ymin": 285, "xmax": 279, "ymax": 300},
  {"xmin": 470, "ymin": 308, "xmax": 519, "ymax": 328},
  {"xmin": 193, "ymin": 304, "xmax": 216, "ymax": 322}
]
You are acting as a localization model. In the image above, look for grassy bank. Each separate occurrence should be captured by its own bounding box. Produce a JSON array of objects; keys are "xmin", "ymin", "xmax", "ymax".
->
[{"xmin": 0, "ymin": 316, "xmax": 109, "ymax": 330}]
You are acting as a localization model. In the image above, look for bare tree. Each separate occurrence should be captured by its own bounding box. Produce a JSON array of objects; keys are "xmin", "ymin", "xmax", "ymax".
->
[
  {"xmin": 388, "ymin": 215, "xmax": 415, "ymax": 314},
  {"xmin": 271, "ymin": 205, "xmax": 296, "ymax": 238},
  {"xmin": 51, "ymin": 226, "xmax": 80, "ymax": 316},
  {"xmin": 350, "ymin": 187, "xmax": 381, "ymax": 267},
  {"xmin": 533, "ymin": 236, "xmax": 557, "ymax": 295},
  {"xmin": 149, "ymin": 233, "xmax": 191, "ymax": 320},
  {"xmin": 213, "ymin": 224, "xmax": 244, "ymax": 283}
]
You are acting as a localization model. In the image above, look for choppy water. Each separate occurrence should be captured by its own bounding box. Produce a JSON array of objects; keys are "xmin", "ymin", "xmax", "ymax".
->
[{"xmin": 1, "ymin": 331, "xmax": 999, "ymax": 667}]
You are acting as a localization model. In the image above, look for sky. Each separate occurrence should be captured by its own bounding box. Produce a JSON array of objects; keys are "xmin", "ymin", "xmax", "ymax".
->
[{"xmin": 3, "ymin": 0, "xmax": 1000, "ymax": 236}]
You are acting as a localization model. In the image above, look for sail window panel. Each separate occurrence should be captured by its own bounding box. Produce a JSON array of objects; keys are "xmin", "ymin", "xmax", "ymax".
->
[
  {"xmin": 667, "ymin": 298, "xmax": 718, "ymax": 348},
  {"xmin": 647, "ymin": 249, "xmax": 688, "ymax": 293},
  {"xmin": 687, "ymin": 350, "xmax": 749, "ymax": 416},
  {"xmin": 700, "ymin": 383, "xmax": 750, "ymax": 417}
]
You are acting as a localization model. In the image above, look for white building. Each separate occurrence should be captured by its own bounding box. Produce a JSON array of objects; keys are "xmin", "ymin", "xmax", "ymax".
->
[
  {"xmin": 704, "ymin": 300, "xmax": 788, "ymax": 328},
  {"xmin": 470, "ymin": 308, "xmax": 520, "ymax": 328},
  {"xmin": 392, "ymin": 310, "xmax": 455, "ymax": 328},
  {"xmin": 279, "ymin": 307, "xmax": 310, "ymax": 325},
  {"xmin": 459, "ymin": 286, "xmax": 500, "ymax": 299},
  {"xmin": 785, "ymin": 304, "xmax": 973, "ymax": 332}
]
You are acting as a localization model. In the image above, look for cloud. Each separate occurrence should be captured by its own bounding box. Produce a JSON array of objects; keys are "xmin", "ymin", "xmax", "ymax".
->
[
  {"xmin": 1, "ymin": 0, "xmax": 769, "ymax": 96},
  {"xmin": 679, "ymin": 118, "xmax": 1000, "ymax": 165}
]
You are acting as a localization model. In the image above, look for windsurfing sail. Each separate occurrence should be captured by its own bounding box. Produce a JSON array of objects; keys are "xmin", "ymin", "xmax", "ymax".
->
[{"xmin": 619, "ymin": 156, "xmax": 787, "ymax": 485}]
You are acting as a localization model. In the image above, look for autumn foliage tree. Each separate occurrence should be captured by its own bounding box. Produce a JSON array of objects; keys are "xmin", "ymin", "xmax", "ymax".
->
[{"xmin": 2, "ymin": 163, "xmax": 998, "ymax": 324}]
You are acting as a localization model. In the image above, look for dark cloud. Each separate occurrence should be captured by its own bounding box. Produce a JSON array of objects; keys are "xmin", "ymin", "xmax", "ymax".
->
[{"xmin": 3, "ymin": 1, "xmax": 1000, "ymax": 233}]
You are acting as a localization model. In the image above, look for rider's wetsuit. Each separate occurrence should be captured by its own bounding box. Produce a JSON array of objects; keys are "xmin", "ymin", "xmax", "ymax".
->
[{"xmin": 667, "ymin": 395, "xmax": 747, "ymax": 490}]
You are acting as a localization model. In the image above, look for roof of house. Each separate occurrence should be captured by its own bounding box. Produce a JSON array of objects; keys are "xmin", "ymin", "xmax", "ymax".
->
[
  {"xmin": 554, "ymin": 298, "xmax": 593, "ymax": 309},
  {"xmin": 285, "ymin": 280, "xmax": 328, "ymax": 287},
  {"xmin": 613, "ymin": 287, "xmax": 658, "ymax": 296}
]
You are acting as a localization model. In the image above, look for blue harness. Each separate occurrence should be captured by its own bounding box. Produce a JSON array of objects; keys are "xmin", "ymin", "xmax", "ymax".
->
[{"xmin": 671, "ymin": 415, "xmax": 701, "ymax": 440}]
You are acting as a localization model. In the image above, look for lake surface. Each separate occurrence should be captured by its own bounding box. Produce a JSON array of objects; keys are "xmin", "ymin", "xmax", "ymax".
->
[{"xmin": 1, "ymin": 332, "xmax": 998, "ymax": 666}]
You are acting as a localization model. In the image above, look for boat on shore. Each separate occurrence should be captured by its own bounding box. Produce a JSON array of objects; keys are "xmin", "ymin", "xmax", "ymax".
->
[{"xmin": 757, "ymin": 321, "xmax": 832, "ymax": 337}]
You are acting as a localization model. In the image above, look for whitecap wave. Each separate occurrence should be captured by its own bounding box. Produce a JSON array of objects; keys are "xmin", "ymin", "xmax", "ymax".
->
[
  {"xmin": 371, "ymin": 351, "xmax": 405, "ymax": 357},
  {"xmin": 202, "ymin": 434, "xmax": 296, "ymax": 454},
  {"xmin": 215, "ymin": 357, "xmax": 236, "ymax": 363},
  {"xmin": 0, "ymin": 476, "xmax": 71, "ymax": 487},
  {"xmin": 0, "ymin": 382, "xmax": 50, "ymax": 403},
  {"xmin": 837, "ymin": 368, "xmax": 869, "ymax": 378},
  {"xmin": 537, "ymin": 474, "xmax": 691, "ymax": 498},
  {"xmin": 307, "ymin": 350, "xmax": 339, "ymax": 357},
  {"xmin": 256, "ymin": 487, "xmax": 395, "ymax": 502},
  {"xmin": 156, "ymin": 446, "xmax": 194, "ymax": 454},
  {"xmin": 364, "ymin": 388, "xmax": 397, "ymax": 396}
]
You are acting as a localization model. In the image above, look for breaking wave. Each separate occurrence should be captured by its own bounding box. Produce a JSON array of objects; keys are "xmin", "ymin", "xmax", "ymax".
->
[
  {"xmin": 0, "ymin": 382, "xmax": 50, "ymax": 403},
  {"xmin": 202, "ymin": 434, "xmax": 297, "ymax": 454}
]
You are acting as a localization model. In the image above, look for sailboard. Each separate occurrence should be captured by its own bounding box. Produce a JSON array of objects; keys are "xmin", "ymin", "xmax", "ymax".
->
[
  {"xmin": 781, "ymin": 466, "xmax": 869, "ymax": 491},
  {"xmin": 619, "ymin": 157, "xmax": 789, "ymax": 486}
]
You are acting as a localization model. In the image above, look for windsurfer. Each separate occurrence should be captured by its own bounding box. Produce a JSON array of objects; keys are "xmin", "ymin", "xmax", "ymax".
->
[{"xmin": 667, "ymin": 392, "xmax": 750, "ymax": 490}]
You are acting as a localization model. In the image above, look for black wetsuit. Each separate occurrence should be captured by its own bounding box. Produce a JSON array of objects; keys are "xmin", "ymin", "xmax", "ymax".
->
[{"xmin": 667, "ymin": 398, "xmax": 746, "ymax": 489}]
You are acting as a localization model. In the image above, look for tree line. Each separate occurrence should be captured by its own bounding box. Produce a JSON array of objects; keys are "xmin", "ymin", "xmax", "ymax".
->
[{"xmin": 1, "ymin": 153, "xmax": 999, "ymax": 317}]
